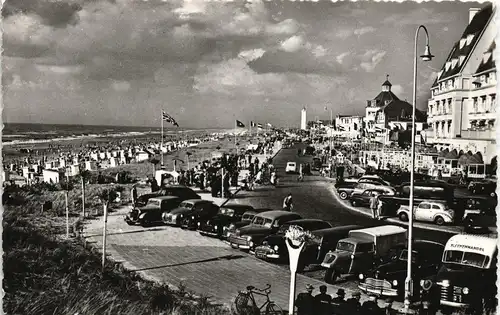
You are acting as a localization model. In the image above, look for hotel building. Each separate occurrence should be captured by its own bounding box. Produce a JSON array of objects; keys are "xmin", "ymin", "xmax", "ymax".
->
[{"xmin": 426, "ymin": 4, "xmax": 496, "ymax": 164}]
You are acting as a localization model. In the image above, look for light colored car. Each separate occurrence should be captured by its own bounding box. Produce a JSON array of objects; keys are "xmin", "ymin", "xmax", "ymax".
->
[
  {"xmin": 397, "ymin": 201, "xmax": 455, "ymax": 225},
  {"xmin": 285, "ymin": 162, "xmax": 297, "ymax": 173},
  {"xmin": 352, "ymin": 180, "xmax": 394, "ymax": 196}
]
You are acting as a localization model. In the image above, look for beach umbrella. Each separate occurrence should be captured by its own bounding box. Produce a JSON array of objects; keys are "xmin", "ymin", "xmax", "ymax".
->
[
  {"xmin": 445, "ymin": 149, "xmax": 459, "ymax": 160},
  {"xmin": 472, "ymin": 152, "xmax": 483, "ymax": 164}
]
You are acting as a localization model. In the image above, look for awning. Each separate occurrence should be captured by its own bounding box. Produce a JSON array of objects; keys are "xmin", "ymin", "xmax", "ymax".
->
[
  {"xmin": 445, "ymin": 149, "xmax": 459, "ymax": 159},
  {"xmin": 438, "ymin": 148, "xmax": 449, "ymax": 157}
]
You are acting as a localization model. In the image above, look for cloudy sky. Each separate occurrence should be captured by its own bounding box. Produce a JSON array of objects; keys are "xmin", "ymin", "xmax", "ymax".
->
[{"xmin": 3, "ymin": 0, "xmax": 483, "ymax": 128}]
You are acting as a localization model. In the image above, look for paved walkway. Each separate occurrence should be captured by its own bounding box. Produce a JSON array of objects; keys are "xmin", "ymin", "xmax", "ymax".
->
[{"xmin": 83, "ymin": 205, "xmax": 405, "ymax": 312}]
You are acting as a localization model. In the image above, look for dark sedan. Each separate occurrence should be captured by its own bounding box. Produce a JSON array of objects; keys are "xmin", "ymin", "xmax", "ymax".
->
[
  {"xmin": 467, "ymin": 180, "xmax": 496, "ymax": 196},
  {"xmin": 358, "ymin": 240, "xmax": 444, "ymax": 300},
  {"xmin": 198, "ymin": 204, "xmax": 255, "ymax": 238},
  {"xmin": 350, "ymin": 188, "xmax": 395, "ymax": 207},
  {"xmin": 336, "ymin": 182, "xmax": 357, "ymax": 200},
  {"xmin": 125, "ymin": 196, "xmax": 181, "ymax": 227},
  {"xmin": 254, "ymin": 219, "xmax": 332, "ymax": 264},
  {"xmin": 224, "ymin": 208, "xmax": 272, "ymax": 239},
  {"xmin": 162, "ymin": 199, "xmax": 218, "ymax": 227}
]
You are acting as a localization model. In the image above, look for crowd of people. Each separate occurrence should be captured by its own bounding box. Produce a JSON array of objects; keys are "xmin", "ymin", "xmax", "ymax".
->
[{"xmin": 295, "ymin": 284, "xmax": 395, "ymax": 315}]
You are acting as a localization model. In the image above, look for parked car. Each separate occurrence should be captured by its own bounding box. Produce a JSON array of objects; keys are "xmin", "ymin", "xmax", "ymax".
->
[
  {"xmin": 224, "ymin": 208, "xmax": 272, "ymax": 239},
  {"xmin": 134, "ymin": 193, "xmax": 158, "ymax": 207},
  {"xmin": 467, "ymin": 180, "xmax": 497, "ymax": 196},
  {"xmin": 227, "ymin": 210, "xmax": 302, "ymax": 252},
  {"xmin": 350, "ymin": 188, "xmax": 396, "ymax": 207},
  {"xmin": 352, "ymin": 181, "xmax": 395, "ymax": 196},
  {"xmin": 180, "ymin": 201, "xmax": 220, "ymax": 230},
  {"xmin": 454, "ymin": 196, "xmax": 497, "ymax": 222},
  {"xmin": 321, "ymin": 225, "xmax": 407, "ymax": 283},
  {"xmin": 125, "ymin": 196, "xmax": 181, "ymax": 226},
  {"xmin": 138, "ymin": 185, "xmax": 201, "ymax": 203},
  {"xmin": 397, "ymin": 201, "xmax": 455, "ymax": 225},
  {"xmin": 162, "ymin": 199, "xmax": 218, "ymax": 227},
  {"xmin": 358, "ymin": 240, "xmax": 444, "ymax": 299},
  {"xmin": 286, "ymin": 162, "xmax": 297, "ymax": 173},
  {"xmin": 336, "ymin": 183, "xmax": 357, "ymax": 200},
  {"xmin": 198, "ymin": 204, "xmax": 255, "ymax": 238},
  {"xmin": 254, "ymin": 219, "xmax": 332, "ymax": 263}
]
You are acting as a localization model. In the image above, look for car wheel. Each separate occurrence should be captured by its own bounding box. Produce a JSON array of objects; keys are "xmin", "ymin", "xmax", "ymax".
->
[
  {"xmin": 339, "ymin": 191, "xmax": 348, "ymax": 200},
  {"xmin": 434, "ymin": 216, "xmax": 445, "ymax": 226},
  {"xmin": 324, "ymin": 269, "xmax": 338, "ymax": 284},
  {"xmin": 126, "ymin": 221, "xmax": 134, "ymax": 226},
  {"xmin": 399, "ymin": 212, "xmax": 409, "ymax": 222}
]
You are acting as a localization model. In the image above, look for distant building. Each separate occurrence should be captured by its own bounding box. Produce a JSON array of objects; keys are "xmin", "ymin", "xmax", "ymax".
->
[
  {"xmin": 43, "ymin": 169, "xmax": 64, "ymax": 184},
  {"xmin": 365, "ymin": 76, "xmax": 426, "ymax": 143},
  {"xmin": 334, "ymin": 115, "xmax": 363, "ymax": 139},
  {"xmin": 426, "ymin": 4, "xmax": 497, "ymax": 164},
  {"xmin": 301, "ymin": 107, "xmax": 307, "ymax": 130},
  {"xmin": 85, "ymin": 161, "xmax": 97, "ymax": 171}
]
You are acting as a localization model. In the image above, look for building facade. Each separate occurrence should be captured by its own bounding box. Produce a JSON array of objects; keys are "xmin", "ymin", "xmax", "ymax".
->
[
  {"xmin": 334, "ymin": 115, "xmax": 363, "ymax": 139},
  {"xmin": 365, "ymin": 76, "xmax": 426, "ymax": 144},
  {"xmin": 426, "ymin": 4, "xmax": 496, "ymax": 164}
]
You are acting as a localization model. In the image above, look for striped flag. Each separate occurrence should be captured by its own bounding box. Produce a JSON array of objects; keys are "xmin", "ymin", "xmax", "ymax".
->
[
  {"xmin": 236, "ymin": 120, "xmax": 245, "ymax": 128},
  {"xmin": 251, "ymin": 121, "xmax": 256, "ymax": 127},
  {"xmin": 162, "ymin": 111, "xmax": 179, "ymax": 127},
  {"xmin": 257, "ymin": 123, "xmax": 263, "ymax": 129}
]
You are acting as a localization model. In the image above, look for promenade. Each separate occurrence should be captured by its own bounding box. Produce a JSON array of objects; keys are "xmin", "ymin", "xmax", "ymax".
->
[{"xmin": 83, "ymin": 143, "xmax": 473, "ymax": 314}]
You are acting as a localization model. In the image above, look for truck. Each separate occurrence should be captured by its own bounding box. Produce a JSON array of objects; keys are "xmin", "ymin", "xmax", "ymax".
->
[
  {"xmin": 434, "ymin": 234, "xmax": 497, "ymax": 315},
  {"xmin": 320, "ymin": 225, "xmax": 407, "ymax": 284}
]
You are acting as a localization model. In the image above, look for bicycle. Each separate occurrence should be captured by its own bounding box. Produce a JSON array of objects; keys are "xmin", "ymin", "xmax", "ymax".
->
[{"xmin": 233, "ymin": 284, "xmax": 284, "ymax": 315}]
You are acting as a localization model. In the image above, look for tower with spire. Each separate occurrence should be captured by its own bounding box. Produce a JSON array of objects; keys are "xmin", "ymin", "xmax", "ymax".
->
[{"xmin": 301, "ymin": 106, "xmax": 307, "ymax": 130}]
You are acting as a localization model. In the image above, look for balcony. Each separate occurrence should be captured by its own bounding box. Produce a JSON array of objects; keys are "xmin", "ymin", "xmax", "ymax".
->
[{"xmin": 459, "ymin": 129, "xmax": 496, "ymax": 140}]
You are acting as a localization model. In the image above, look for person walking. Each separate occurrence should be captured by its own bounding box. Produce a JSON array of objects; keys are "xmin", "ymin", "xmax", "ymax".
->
[
  {"xmin": 314, "ymin": 285, "xmax": 332, "ymax": 315},
  {"xmin": 130, "ymin": 184, "xmax": 138, "ymax": 208},
  {"xmin": 369, "ymin": 193, "xmax": 380, "ymax": 220},
  {"xmin": 295, "ymin": 284, "xmax": 315, "ymax": 315},
  {"xmin": 283, "ymin": 193, "xmax": 293, "ymax": 211}
]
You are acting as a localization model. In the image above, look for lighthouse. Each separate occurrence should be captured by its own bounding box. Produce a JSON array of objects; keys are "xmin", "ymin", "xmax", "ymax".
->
[{"xmin": 300, "ymin": 107, "xmax": 307, "ymax": 130}]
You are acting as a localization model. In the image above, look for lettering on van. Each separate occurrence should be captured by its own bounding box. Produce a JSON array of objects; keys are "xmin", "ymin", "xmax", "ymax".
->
[{"xmin": 450, "ymin": 244, "xmax": 485, "ymax": 252}]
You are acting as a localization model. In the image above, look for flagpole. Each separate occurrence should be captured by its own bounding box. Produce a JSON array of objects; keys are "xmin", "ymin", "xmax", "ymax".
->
[{"xmin": 161, "ymin": 110, "xmax": 164, "ymax": 168}]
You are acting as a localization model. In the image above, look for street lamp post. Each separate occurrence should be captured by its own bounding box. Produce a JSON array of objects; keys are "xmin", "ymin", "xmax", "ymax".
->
[{"xmin": 403, "ymin": 25, "xmax": 434, "ymax": 314}]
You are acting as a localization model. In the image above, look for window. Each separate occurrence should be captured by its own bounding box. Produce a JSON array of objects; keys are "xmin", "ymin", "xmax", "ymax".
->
[
  {"xmin": 419, "ymin": 203, "xmax": 431, "ymax": 209},
  {"xmin": 242, "ymin": 214, "xmax": 254, "ymax": 221},
  {"xmin": 180, "ymin": 202, "xmax": 193, "ymax": 209},
  {"xmin": 336, "ymin": 241, "xmax": 355, "ymax": 252},
  {"xmin": 252, "ymin": 216, "xmax": 265, "ymax": 225},
  {"xmin": 466, "ymin": 34, "xmax": 475, "ymax": 45},
  {"xmin": 431, "ymin": 204, "xmax": 441, "ymax": 210}
]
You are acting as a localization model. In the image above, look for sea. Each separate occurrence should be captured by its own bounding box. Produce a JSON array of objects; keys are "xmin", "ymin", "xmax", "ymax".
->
[{"xmin": 2, "ymin": 123, "xmax": 229, "ymax": 146}]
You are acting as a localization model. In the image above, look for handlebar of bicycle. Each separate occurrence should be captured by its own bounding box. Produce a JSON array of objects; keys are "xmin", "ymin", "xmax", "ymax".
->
[{"xmin": 247, "ymin": 284, "xmax": 272, "ymax": 293}]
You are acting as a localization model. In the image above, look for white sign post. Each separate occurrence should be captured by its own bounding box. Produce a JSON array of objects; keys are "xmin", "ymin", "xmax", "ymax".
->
[{"xmin": 285, "ymin": 226, "xmax": 308, "ymax": 315}]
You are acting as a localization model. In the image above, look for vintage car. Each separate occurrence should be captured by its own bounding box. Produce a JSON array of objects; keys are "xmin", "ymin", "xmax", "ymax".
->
[
  {"xmin": 134, "ymin": 193, "xmax": 158, "ymax": 208},
  {"xmin": 198, "ymin": 204, "xmax": 255, "ymax": 238},
  {"xmin": 223, "ymin": 208, "xmax": 272, "ymax": 239},
  {"xmin": 180, "ymin": 201, "xmax": 220, "ymax": 230},
  {"xmin": 455, "ymin": 196, "xmax": 497, "ymax": 221},
  {"xmin": 435, "ymin": 234, "xmax": 498, "ymax": 314},
  {"xmin": 321, "ymin": 225, "xmax": 407, "ymax": 284},
  {"xmin": 227, "ymin": 210, "xmax": 302, "ymax": 252},
  {"xmin": 144, "ymin": 185, "xmax": 202, "ymax": 201},
  {"xmin": 351, "ymin": 181, "xmax": 395, "ymax": 196},
  {"xmin": 336, "ymin": 182, "xmax": 357, "ymax": 200},
  {"xmin": 467, "ymin": 180, "xmax": 496, "ymax": 196},
  {"xmin": 358, "ymin": 240, "xmax": 445, "ymax": 299},
  {"xmin": 285, "ymin": 162, "xmax": 297, "ymax": 173},
  {"xmin": 162, "ymin": 199, "xmax": 218, "ymax": 227},
  {"xmin": 397, "ymin": 201, "xmax": 455, "ymax": 226},
  {"xmin": 125, "ymin": 196, "xmax": 181, "ymax": 226},
  {"xmin": 350, "ymin": 188, "xmax": 396, "ymax": 207},
  {"xmin": 254, "ymin": 219, "xmax": 332, "ymax": 263}
]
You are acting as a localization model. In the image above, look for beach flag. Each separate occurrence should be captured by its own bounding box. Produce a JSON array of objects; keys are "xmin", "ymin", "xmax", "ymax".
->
[
  {"xmin": 236, "ymin": 120, "xmax": 245, "ymax": 128},
  {"xmin": 257, "ymin": 123, "xmax": 263, "ymax": 129},
  {"xmin": 162, "ymin": 111, "xmax": 179, "ymax": 127},
  {"xmin": 251, "ymin": 121, "xmax": 256, "ymax": 128},
  {"xmin": 266, "ymin": 123, "xmax": 272, "ymax": 128}
]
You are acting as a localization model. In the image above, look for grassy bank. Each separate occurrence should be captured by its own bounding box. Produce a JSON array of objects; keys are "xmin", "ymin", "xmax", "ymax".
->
[{"xmin": 3, "ymin": 186, "xmax": 232, "ymax": 315}]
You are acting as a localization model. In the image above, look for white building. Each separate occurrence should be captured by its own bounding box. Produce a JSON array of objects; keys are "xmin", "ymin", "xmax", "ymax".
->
[
  {"xmin": 69, "ymin": 164, "xmax": 80, "ymax": 177},
  {"xmin": 90, "ymin": 152, "xmax": 99, "ymax": 161},
  {"xmin": 136, "ymin": 151, "xmax": 151, "ymax": 162},
  {"xmin": 334, "ymin": 115, "xmax": 363, "ymax": 139},
  {"xmin": 85, "ymin": 161, "xmax": 97, "ymax": 171},
  {"xmin": 43, "ymin": 169, "xmax": 63, "ymax": 184},
  {"xmin": 426, "ymin": 4, "xmax": 496, "ymax": 164},
  {"xmin": 300, "ymin": 107, "xmax": 307, "ymax": 130}
]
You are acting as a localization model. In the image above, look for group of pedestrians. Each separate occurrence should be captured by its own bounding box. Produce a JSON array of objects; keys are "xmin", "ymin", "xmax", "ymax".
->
[{"xmin": 296, "ymin": 284, "xmax": 391, "ymax": 315}]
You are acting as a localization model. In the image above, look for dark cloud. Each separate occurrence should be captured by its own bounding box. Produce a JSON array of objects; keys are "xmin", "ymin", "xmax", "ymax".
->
[
  {"xmin": 2, "ymin": 0, "xmax": 83, "ymax": 27},
  {"xmin": 248, "ymin": 50, "xmax": 343, "ymax": 75}
]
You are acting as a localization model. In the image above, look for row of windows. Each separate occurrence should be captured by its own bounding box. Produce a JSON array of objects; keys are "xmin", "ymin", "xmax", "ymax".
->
[{"xmin": 431, "ymin": 72, "xmax": 497, "ymax": 97}]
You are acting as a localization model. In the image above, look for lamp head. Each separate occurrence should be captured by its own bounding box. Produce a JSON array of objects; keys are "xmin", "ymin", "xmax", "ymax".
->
[{"xmin": 420, "ymin": 45, "xmax": 434, "ymax": 61}]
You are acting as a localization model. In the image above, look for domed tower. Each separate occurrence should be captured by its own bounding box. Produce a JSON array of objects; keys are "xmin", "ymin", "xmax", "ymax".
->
[{"xmin": 382, "ymin": 74, "xmax": 392, "ymax": 92}]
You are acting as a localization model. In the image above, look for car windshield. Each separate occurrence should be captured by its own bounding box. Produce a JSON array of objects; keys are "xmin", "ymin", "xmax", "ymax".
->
[
  {"xmin": 242, "ymin": 214, "xmax": 254, "ymax": 221},
  {"xmin": 336, "ymin": 241, "xmax": 355, "ymax": 253},
  {"xmin": 179, "ymin": 202, "xmax": 193, "ymax": 209},
  {"xmin": 443, "ymin": 250, "xmax": 488, "ymax": 268},
  {"xmin": 263, "ymin": 218, "xmax": 274, "ymax": 228},
  {"xmin": 252, "ymin": 216, "xmax": 265, "ymax": 225},
  {"xmin": 219, "ymin": 208, "xmax": 235, "ymax": 216},
  {"xmin": 399, "ymin": 250, "xmax": 418, "ymax": 263},
  {"xmin": 147, "ymin": 200, "xmax": 161, "ymax": 207}
]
